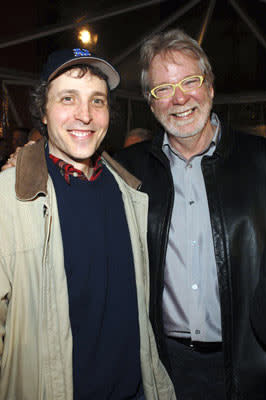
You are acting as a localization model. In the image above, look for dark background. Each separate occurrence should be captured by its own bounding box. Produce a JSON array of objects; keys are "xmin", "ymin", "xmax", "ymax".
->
[{"xmin": 0, "ymin": 0, "xmax": 265, "ymax": 150}]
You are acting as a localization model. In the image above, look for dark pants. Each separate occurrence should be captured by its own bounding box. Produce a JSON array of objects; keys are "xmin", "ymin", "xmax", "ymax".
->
[{"xmin": 165, "ymin": 337, "xmax": 226, "ymax": 400}]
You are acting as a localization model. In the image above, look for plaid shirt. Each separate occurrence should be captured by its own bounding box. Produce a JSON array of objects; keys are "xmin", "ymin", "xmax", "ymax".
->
[{"xmin": 49, "ymin": 153, "xmax": 103, "ymax": 184}]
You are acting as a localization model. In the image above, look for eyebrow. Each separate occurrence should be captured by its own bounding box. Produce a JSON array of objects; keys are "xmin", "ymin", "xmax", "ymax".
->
[
  {"xmin": 154, "ymin": 73, "xmax": 202, "ymax": 86},
  {"xmin": 57, "ymin": 89, "xmax": 107, "ymax": 97},
  {"xmin": 90, "ymin": 91, "xmax": 108, "ymax": 97}
]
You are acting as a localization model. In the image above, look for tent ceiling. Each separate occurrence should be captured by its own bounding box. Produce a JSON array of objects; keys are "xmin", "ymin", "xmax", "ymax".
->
[{"xmin": 0, "ymin": 0, "xmax": 265, "ymax": 98}]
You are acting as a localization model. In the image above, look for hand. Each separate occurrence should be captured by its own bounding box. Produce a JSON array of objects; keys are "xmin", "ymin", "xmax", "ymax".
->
[{"xmin": 1, "ymin": 141, "xmax": 35, "ymax": 171}]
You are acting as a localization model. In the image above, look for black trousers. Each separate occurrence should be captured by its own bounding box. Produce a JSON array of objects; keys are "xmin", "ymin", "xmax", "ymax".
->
[{"xmin": 165, "ymin": 337, "xmax": 226, "ymax": 400}]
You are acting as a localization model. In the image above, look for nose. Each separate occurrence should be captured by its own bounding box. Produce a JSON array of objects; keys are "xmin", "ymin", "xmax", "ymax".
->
[
  {"xmin": 74, "ymin": 102, "xmax": 92, "ymax": 124},
  {"xmin": 172, "ymin": 86, "xmax": 189, "ymax": 105}
]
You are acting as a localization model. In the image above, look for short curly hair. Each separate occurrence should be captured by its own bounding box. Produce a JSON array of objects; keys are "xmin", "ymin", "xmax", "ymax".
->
[{"xmin": 30, "ymin": 64, "xmax": 111, "ymax": 137}]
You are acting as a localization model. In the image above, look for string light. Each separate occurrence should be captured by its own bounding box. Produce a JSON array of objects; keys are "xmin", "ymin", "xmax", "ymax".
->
[
  {"xmin": 78, "ymin": 28, "xmax": 98, "ymax": 45},
  {"xmin": 79, "ymin": 29, "xmax": 91, "ymax": 44}
]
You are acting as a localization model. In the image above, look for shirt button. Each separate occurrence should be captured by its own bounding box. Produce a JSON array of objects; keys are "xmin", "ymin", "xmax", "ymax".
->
[
  {"xmin": 192, "ymin": 240, "xmax": 196, "ymax": 246},
  {"xmin": 189, "ymin": 200, "xmax": 195, "ymax": 205},
  {"xmin": 192, "ymin": 284, "xmax": 198, "ymax": 290}
]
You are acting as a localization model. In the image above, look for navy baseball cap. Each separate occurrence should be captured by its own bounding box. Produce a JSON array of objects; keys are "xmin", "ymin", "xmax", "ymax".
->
[{"xmin": 41, "ymin": 48, "xmax": 120, "ymax": 90}]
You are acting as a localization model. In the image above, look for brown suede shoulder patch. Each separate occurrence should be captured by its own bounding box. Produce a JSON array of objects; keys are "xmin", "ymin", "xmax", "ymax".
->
[{"xmin": 15, "ymin": 138, "xmax": 48, "ymax": 200}]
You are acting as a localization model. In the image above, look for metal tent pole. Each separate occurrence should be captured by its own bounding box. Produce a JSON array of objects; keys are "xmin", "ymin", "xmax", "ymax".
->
[
  {"xmin": 112, "ymin": 0, "xmax": 201, "ymax": 66},
  {"xmin": 0, "ymin": 0, "xmax": 169, "ymax": 49},
  {"xmin": 197, "ymin": 0, "xmax": 216, "ymax": 45},
  {"xmin": 229, "ymin": 0, "xmax": 266, "ymax": 51}
]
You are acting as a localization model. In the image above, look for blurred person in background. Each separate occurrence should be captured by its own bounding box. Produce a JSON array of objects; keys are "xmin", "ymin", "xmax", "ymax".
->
[
  {"xmin": 9, "ymin": 127, "xmax": 29, "ymax": 153},
  {"xmin": 124, "ymin": 128, "xmax": 152, "ymax": 148},
  {"xmin": 1, "ymin": 128, "xmax": 42, "ymax": 171}
]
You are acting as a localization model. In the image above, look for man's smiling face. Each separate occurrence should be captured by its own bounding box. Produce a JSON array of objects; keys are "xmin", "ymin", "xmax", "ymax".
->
[
  {"xmin": 43, "ymin": 68, "xmax": 109, "ymax": 174},
  {"xmin": 148, "ymin": 50, "xmax": 214, "ymax": 140}
]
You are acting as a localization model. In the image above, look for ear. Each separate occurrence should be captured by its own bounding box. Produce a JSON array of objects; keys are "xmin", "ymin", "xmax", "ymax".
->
[
  {"xmin": 210, "ymin": 86, "xmax": 214, "ymax": 99},
  {"xmin": 146, "ymin": 92, "xmax": 155, "ymax": 114},
  {"xmin": 150, "ymin": 99, "xmax": 155, "ymax": 114}
]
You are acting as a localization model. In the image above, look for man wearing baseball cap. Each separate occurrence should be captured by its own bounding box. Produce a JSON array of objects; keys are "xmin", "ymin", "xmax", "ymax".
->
[{"xmin": 0, "ymin": 48, "xmax": 175, "ymax": 400}]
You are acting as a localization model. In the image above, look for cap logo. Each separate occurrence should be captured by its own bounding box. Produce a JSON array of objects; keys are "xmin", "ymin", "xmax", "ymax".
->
[{"xmin": 73, "ymin": 48, "xmax": 92, "ymax": 57}]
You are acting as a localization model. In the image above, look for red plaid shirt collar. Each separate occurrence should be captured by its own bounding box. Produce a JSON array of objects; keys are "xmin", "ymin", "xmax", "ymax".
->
[{"xmin": 49, "ymin": 153, "xmax": 103, "ymax": 184}]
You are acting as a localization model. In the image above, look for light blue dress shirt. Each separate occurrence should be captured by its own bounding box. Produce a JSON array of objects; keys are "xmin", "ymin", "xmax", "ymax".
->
[{"xmin": 162, "ymin": 113, "xmax": 222, "ymax": 342}]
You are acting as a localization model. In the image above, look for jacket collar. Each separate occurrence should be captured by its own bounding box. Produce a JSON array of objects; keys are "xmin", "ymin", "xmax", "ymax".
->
[
  {"xmin": 150, "ymin": 128, "xmax": 170, "ymax": 168},
  {"xmin": 15, "ymin": 138, "xmax": 142, "ymax": 200},
  {"xmin": 16, "ymin": 138, "xmax": 48, "ymax": 200},
  {"xmin": 214, "ymin": 122, "xmax": 236, "ymax": 159},
  {"xmin": 102, "ymin": 151, "xmax": 141, "ymax": 190}
]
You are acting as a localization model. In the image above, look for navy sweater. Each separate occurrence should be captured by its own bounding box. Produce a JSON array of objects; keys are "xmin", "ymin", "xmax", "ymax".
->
[{"xmin": 47, "ymin": 154, "xmax": 143, "ymax": 400}]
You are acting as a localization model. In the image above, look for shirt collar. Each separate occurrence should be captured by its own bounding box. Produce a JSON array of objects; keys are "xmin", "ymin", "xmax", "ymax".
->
[{"xmin": 49, "ymin": 153, "xmax": 103, "ymax": 185}]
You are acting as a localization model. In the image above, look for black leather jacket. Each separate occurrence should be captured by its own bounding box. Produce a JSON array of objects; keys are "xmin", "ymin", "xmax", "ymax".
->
[{"xmin": 115, "ymin": 125, "xmax": 266, "ymax": 399}]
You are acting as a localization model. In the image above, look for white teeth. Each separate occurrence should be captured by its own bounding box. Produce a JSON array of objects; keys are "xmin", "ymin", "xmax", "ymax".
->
[
  {"xmin": 71, "ymin": 130, "xmax": 90, "ymax": 137},
  {"xmin": 175, "ymin": 109, "xmax": 193, "ymax": 117}
]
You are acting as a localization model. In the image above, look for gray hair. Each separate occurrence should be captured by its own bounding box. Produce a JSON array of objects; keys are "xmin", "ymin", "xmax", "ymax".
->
[{"xmin": 140, "ymin": 29, "xmax": 214, "ymax": 101}]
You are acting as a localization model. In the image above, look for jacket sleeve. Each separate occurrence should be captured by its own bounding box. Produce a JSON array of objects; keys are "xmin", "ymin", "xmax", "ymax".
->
[
  {"xmin": 0, "ymin": 257, "xmax": 11, "ymax": 369},
  {"xmin": 250, "ymin": 250, "xmax": 266, "ymax": 347}
]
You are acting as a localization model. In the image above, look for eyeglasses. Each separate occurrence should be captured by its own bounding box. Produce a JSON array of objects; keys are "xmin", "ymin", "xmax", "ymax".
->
[{"xmin": 150, "ymin": 75, "xmax": 205, "ymax": 100}]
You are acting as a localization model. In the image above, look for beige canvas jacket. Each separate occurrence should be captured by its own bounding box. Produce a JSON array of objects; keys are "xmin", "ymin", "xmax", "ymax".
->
[{"xmin": 0, "ymin": 139, "xmax": 176, "ymax": 400}]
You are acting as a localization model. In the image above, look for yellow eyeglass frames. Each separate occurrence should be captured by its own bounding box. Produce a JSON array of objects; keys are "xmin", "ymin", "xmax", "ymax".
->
[{"xmin": 150, "ymin": 75, "xmax": 205, "ymax": 100}]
